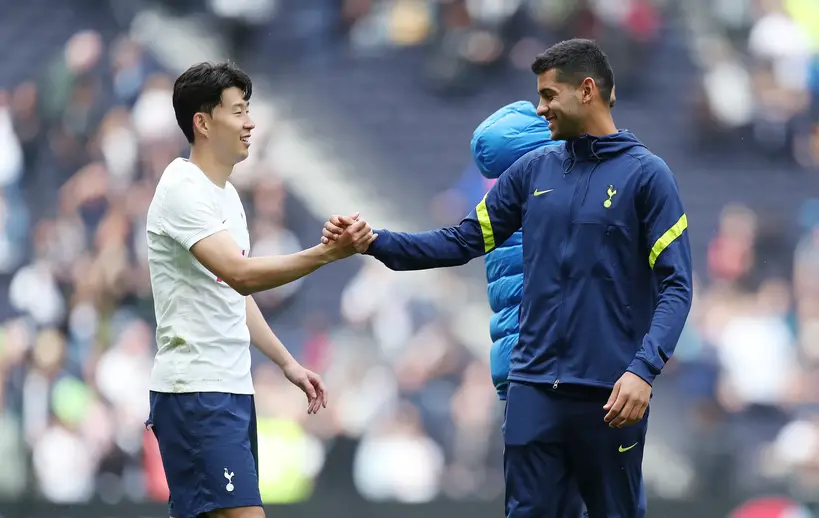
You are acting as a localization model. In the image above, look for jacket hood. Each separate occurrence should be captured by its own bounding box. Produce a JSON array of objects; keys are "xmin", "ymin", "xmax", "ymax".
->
[
  {"xmin": 471, "ymin": 101, "xmax": 555, "ymax": 179},
  {"xmin": 560, "ymin": 130, "xmax": 646, "ymax": 175},
  {"xmin": 565, "ymin": 130, "xmax": 644, "ymax": 162}
]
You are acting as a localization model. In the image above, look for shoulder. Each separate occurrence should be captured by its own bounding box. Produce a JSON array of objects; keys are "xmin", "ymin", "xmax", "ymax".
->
[
  {"xmin": 508, "ymin": 143, "xmax": 565, "ymax": 177},
  {"xmin": 159, "ymin": 159, "xmax": 217, "ymax": 206},
  {"xmin": 527, "ymin": 142, "xmax": 565, "ymax": 164},
  {"xmin": 154, "ymin": 160, "xmax": 221, "ymax": 227},
  {"xmin": 628, "ymin": 150, "xmax": 673, "ymax": 179},
  {"xmin": 625, "ymin": 150, "xmax": 677, "ymax": 194},
  {"xmin": 159, "ymin": 158, "xmax": 207, "ymax": 193}
]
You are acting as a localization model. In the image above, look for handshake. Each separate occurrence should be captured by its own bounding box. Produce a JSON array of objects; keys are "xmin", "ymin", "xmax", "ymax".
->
[{"xmin": 319, "ymin": 212, "xmax": 378, "ymax": 260}]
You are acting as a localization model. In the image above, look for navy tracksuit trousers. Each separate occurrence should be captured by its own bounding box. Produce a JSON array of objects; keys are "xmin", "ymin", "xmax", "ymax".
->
[{"xmin": 503, "ymin": 381, "xmax": 648, "ymax": 518}]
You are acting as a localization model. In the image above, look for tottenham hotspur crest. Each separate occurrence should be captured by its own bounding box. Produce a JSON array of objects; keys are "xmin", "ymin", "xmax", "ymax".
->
[
  {"xmin": 224, "ymin": 468, "xmax": 235, "ymax": 492},
  {"xmin": 604, "ymin": 185, "xmax": 617, "ymax": 208}
]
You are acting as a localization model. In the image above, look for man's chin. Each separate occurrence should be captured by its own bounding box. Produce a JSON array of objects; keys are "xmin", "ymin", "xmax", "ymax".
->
[{"xmin": 550, "ymin": 129, "xmax": 565, "ymax": 140}]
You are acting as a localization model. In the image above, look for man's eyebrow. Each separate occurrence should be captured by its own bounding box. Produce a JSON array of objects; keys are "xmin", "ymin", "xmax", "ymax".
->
[
  {"xmin": 538, "ymin": 87, "xmax": 557, "ymax": 96},
  {"xmin": 232, "ymin": 101, "xmax": 249, "ymax": 109}
]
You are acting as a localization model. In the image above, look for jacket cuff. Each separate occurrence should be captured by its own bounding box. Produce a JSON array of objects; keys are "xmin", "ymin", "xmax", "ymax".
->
[
  {"xmin": 627, "ymin": 357, "xmax": 659, "ymax": 386},
  {"xmin": 364, "ymin": 229, "xmax": 386, "ymax": 256}
]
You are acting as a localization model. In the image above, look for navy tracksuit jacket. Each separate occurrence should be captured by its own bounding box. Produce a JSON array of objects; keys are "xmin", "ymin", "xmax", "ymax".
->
[
  {"xmin": 366, "ymin": 130, "xmax": 692, "ymax": 390},
  {"xmin": 366, "ymin": 130, "xmax": 692, "ymax": 517}
]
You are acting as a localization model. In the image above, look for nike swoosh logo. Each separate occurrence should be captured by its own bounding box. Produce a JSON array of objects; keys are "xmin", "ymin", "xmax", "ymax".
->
[
  {"xmin": 618, "ymin": 442, "xmax": 639, "ymax": 453},
  {"xmin": 533, "ymin": 189, "xmax": 554, "ymax": 196}
]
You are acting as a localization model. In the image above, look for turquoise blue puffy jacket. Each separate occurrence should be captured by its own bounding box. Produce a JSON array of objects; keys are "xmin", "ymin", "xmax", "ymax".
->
[{"xmin": 470, "ymin": 101, "xmax": 557, "ymax": 400}]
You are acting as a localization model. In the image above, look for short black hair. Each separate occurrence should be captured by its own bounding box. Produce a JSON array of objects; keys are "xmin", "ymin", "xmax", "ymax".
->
[
  {"xmin": 172, "ymin": 62, "xmax": 252, "ymax": 143},
  {"xmin": 531, "ymin": 39, "xmax": 614, "ymax": 104}
]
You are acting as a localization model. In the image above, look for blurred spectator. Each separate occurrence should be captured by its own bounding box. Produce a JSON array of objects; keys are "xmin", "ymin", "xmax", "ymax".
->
[
  {"xmin": 698, "ymin": 0, "xmax": 819, "ymax": 166},
  {"xmin": 353, "ymin": 400, "xmax": 445, "ymax": 502}
]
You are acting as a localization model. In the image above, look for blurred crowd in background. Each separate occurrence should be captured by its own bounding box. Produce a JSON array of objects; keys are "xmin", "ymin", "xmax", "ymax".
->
[
  {"xmin": 0, "ymin": 0, "xmax": 818, "ymax": 517},
  {"xmin": 692, "ymin": 0, "xmax": 819, "ymax": 166}
]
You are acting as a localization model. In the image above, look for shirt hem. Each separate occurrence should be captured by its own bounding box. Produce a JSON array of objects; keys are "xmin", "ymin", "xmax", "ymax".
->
[{"xmin": 149, "ymin": 383, "xmax": 255, "ymax": 395}]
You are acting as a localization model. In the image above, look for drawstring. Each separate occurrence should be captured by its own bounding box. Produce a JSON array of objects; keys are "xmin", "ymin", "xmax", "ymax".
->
[
  {"xmin": 562, "ymin": 156, "xmax": 575, "ymax": 175},
  {"xmin": 590, "ymin": 140, "xmax": 602, "ymax": 162},
  {"xmin": 562, "ymin": 140, "xmax": 576, "ymax": 176},
  {"xmin": 564, "ymin": 139, "xmax": 603, "ymax": 184}
]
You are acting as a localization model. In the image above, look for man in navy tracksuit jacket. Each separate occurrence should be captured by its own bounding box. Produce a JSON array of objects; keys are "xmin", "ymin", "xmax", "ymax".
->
[{"xmin": 324, "ymin": 40, "xmax": 692, "ymax": 518}]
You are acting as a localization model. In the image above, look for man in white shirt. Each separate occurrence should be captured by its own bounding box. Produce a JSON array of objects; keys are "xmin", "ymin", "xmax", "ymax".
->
[{"xmin": 144, "ymin": 62, "xmax": 374, "ymax": 518}]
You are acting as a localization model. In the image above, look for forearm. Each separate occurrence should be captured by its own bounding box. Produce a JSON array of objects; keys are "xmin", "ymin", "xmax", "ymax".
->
[
  {"xmin": 235, "ymin": 245, "xmax": 334, "ymax": 295},
  {"xmin": 365, "ymin": 225, "xmax": 486, "ymax": 271},
  {"xmin": 246, "ymin": 295, "xmax": 297, "ymax": 368},
  {"xmin": 628, "ymin": 271, "xmax": 692, "ymax": 384}
]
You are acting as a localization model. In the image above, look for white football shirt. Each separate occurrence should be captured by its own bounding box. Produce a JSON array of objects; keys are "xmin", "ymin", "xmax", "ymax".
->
[{"xmin": 146, "ymin": 158, "xmax": 253, "ymax": 394}]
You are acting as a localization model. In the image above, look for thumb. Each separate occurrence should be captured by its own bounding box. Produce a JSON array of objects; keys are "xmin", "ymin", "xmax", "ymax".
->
[
  {"xmin": 604, "ymin": 381, "xmax": 621, "ymax": 410},
  {"xmin": 350, "ymin": 212, "xmax": 360, "ymax": 220},
  {"xmin": 337, "ymin": 214, "xmax": 359, "ymax": 226}
]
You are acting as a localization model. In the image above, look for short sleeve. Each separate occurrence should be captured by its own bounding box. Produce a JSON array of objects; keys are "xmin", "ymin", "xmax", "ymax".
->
[{"xmin": 159, "ymin": 180, "xmax": 227, "ymax": 250}]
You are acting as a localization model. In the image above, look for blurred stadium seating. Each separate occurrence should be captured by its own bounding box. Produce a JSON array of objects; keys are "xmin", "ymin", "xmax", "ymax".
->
[{"xmin": 0, "ymin": 1, "xmax": 818, "ymax": 517}]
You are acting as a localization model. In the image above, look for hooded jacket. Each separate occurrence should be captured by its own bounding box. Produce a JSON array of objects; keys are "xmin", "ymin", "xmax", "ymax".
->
[{"xmin": 367, "ymin": 129, "xmax": 693, "ymax": 391}]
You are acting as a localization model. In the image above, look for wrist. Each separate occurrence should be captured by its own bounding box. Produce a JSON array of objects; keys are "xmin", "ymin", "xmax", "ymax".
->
[
  {"xmin": 626, "ymin": 358, "xmax": 658, "ymax": 386},
  {"xmin": 308, "ymin": 244, "xmax": 339, "ymax": 265},
  {"xmin": 277, "ymin": 356, "xmax": 299, "ymax": 371}
]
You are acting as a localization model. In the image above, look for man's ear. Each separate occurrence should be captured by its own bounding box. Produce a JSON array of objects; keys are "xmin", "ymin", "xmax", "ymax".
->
[
  {"xmin": 193, "ymin": 112, "xmax": 209, "ymax": 139},
  {"xmin": 579, "ymin": 77, "xmax": 597, "ymax": 105}
]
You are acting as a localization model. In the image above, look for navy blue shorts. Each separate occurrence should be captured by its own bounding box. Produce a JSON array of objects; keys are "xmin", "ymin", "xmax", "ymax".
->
[
  {"xmin": 146, "ymin": 392, "xmax": 262, "ymax": 518},
  {"xmin": 503, "ymin": 382, "xmax": 647, "ymax": 518}
]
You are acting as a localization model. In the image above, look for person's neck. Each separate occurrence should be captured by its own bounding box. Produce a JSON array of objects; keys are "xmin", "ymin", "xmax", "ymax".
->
[
  {"xmin": 580, "ymin": 110, "xmax": 618, "ymax": 137},
  {"xmin": 188, "ymin": 146, "xmax": 232, "ymax": 188}
]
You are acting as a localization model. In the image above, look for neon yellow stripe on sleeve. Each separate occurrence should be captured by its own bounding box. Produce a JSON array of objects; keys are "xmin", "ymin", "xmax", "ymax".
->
[
  {"xmin": 648, "ymin": 214, "xmax": 687, "ymax": 269},
  {"xmin": 476, "ymin": 194, "xmax": 496, "ymax": 253}
]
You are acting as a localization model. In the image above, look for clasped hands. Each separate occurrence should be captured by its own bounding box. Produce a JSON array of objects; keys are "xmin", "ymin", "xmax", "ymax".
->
[{"xmin": 320, "ymin": 212, "xmax": 378, "ymax": 259}]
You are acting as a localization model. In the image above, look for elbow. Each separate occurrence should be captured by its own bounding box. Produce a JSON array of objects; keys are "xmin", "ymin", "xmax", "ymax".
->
[
  {"xmin": 673, "ymin": 279, "xmax": 694, "ymax": 322},
  {"xmin": 673, "ymin": 279, "xmax": 694, "ymax": 311},
  {"xmin": 224, "ymin": 265, "xmax": 255, "ymax": 296},
  {"xmin": 233, "ymin": 283, "xmax": 254, "ymax": 297},
  {"xmin": 658, "ymin": 271, "xmax": 693, "ymax": 314},
  {"xmin": 681, "ymin": 272, "xmax": 694, "ymax": 308}
]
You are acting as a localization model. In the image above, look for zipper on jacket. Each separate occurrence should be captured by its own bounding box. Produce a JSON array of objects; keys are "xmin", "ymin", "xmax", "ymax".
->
[{"xmin": 553, "ymin": 166, "xmax": 584, "ymax": 388}]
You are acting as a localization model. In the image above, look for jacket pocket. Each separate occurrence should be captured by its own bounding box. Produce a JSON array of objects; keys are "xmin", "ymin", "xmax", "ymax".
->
[{"xmin": 571, "ymin": 221, "xmax": 618, "ymax": 280}]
